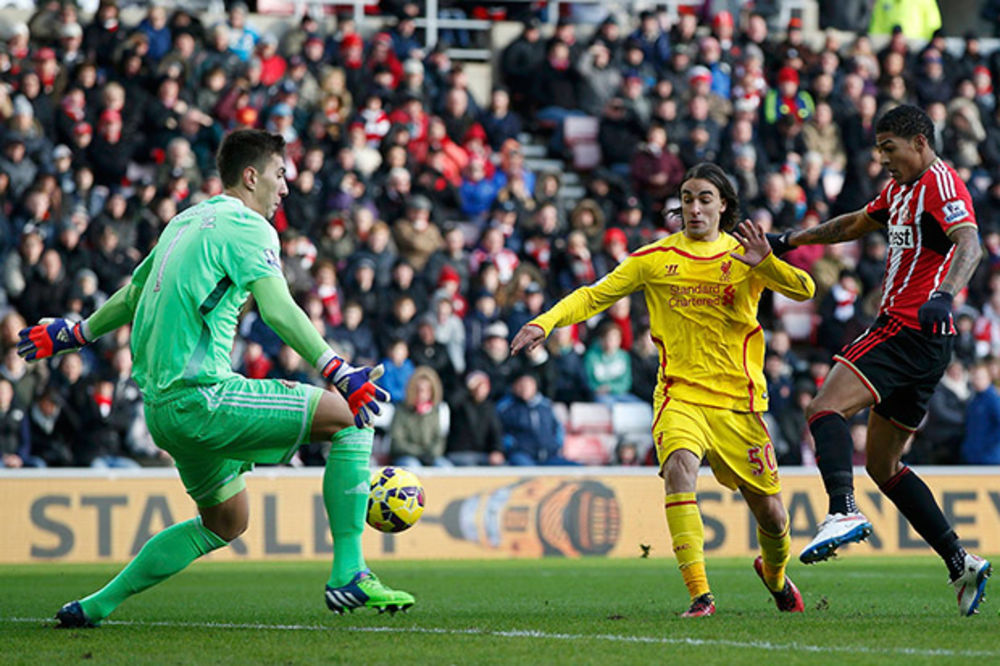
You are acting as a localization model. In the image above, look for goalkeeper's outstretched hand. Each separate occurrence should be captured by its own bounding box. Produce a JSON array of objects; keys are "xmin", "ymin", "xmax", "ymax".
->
[
  {"xmin": 321, "ymin": 358, "xmax": 391, "ymax": 429},
  {"xmin": 17, "ymin": 318, "xmax": 88, "ymax": 361}
]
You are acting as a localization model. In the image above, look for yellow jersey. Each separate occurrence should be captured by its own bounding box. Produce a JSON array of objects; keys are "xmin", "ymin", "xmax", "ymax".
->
[{"xmin": 530, "ymin": 231, "xmax": 815, "ymax": 413}]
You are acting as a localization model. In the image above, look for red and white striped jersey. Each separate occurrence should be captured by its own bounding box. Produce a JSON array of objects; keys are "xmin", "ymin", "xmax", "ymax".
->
[{"xmin": 864, "ymin": 159, "xmax": 978, "ymax": 329}]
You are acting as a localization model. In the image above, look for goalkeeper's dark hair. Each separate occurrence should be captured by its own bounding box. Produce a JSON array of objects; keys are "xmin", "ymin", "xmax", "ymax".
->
[
  {"xmin": 216, "ymin": 130, "xmax": 286, "ymax": 188},
  {"xmin": 671, "ymin": 162, "xmax": 741, "ymax": 233},
  {"xmin": 874, "ymin": 104, "xmax": 935, "ymax": 144}
]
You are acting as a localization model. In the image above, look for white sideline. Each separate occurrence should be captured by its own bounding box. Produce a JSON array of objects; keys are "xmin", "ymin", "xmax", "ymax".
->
[{"xmin": 5, "ymin": 617, "xmax": 999, "ymax": 658}]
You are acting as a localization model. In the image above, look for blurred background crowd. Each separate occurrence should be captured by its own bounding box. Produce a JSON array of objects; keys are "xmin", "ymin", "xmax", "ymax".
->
[{"xmin": 2, "ymin": 0, "xmax": 1000, "ymax": 471}]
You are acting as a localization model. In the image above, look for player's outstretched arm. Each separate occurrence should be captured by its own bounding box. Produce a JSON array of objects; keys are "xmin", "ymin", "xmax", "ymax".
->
[
  {"xmin": 733, "ymin": 219, "xmax": 816, "ymax": 302},
  {"xmin": 17, "ymin": 281, "xmax": 143, "ymax": 361},
  {"xmin": 783, "ymin": 209, "xmax": 883, "ymax": 248},
  {"xmin": 249, "ymin": 276, "xmax": 389, "ymax": 428}
]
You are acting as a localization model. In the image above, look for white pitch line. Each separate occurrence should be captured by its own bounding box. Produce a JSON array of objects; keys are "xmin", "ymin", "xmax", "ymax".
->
[{"xmin": 5, "ymin": 617, "xmax": 999, "ymax": 659}]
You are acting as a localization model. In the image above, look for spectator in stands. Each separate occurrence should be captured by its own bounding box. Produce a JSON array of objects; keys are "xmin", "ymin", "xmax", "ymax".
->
[
  {"xmin": 446, "ymin": 370, "xmax": 504, "ymax": 466},
  {"xmin": 577, "ymin": 42, "xmax": 623, "ymax": 117},
  {"xmin": 330, "ymin": 301, "xmax": 378, "ymax": 367},
  {"xmin": 631, "ymin": 124, "xmax": 685, "ymax": 211},
  {"xmin": 479, "ymin": 86, "xmax": 523, "ymax": 153},
  {"xmin": 225, "ymin": 1, "xmax": 259, "ymax": 62},
  {"xmin": 26, "ymin": 384, "xmax": 76, "ymax": 467},
  {"xmin": 0, "ymin": 377, "xmax": 38, "ymax": 468},
  {"xmin": 468, "ymin": 320, "xmax": 518, "ymax": 401},
  {"xmin": 389, "ymin": 366, "xmax": 452, "ymax": 468},
  {"xmin": 498, "ymin": 370, "xmax": 575, "ymax": 466},
  {"xmin": 584, "ymin": 321, "xmax": 640, "ymax": 405},
  {"xmin": 962, "ymin": 361, "xmax": 1000, "ymax": 464},
  {"xmin": 629, "ymin": 327, "xmax": 659, "ymax": 405},
  {"xmin": 410, "ymin": 314, "xmax": 457, "ymax": 394},
  {"xmin": 908, "ymin": 359, "xmax": 971, "ymax": 465}
]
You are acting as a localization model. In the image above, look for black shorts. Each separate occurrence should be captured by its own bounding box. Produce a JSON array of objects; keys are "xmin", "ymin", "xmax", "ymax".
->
[{"xmin": 833, "ymin": 315, "xmax": 953, "ymax": 431}]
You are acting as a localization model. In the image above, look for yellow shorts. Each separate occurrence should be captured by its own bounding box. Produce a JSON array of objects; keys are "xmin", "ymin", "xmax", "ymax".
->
[{"xmin": 653, "ymin": 399, "xmax": 781, "ymax": 495}]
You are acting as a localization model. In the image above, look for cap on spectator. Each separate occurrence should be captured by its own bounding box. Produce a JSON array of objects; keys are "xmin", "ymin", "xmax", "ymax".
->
[
  {"xmin": 289, "ymin": 54, "xmax": 305, "ymax": 67},
  {"xmin": 688, "ymin": 65, "xmax": 712, "ymax": 85},
  {"xmin": 403, "ymin": 58, "xmax": 424, "ymax": 75},
  {"xmin": 407, "ymin": 194, "xmax": 433, "ymax": 210},
  {"xmin": 236, "ymin": 107, "xmax": 258, "ymax": 126},
  {"xmin": 340, "ymin": 33, "xmax": 362, "ymax": 50},
  {"xmin": 438, "ymin": 265, "xmax": 461, "ymax": 286},
  {"xmin": 473, "ymin": 288, "xmax": 496, "ymax": 302},
  {"xmin": 601, "ymin": 14, "xmax": 619, "ymax": 26},
  {"xmin": 355, "ymin": 256, "xmax": 377, "ymax": 271},
  {"xmin": 891, "ymin": 24, "xmax": 904, "ymax": 35},
  {"xmin": 465, "ymin": 370, "xmax": 490, "ymax": 389},
  {"xmin": 9, "ymin": 22, "xmax": 29, "ymax": 38},
  {"xmin": 733, "ymin": 144, "xmax": 757, "ymax": 161},
  {"xmin": 623, "ymin": 194, "xmax": 641, "ymax": 210},
  {"xmin": 373, "ymin": 32, "xmax": 392, "ymax": 46},
  {"xmin": 417, "ymin": 313, "xmax": 436, "ymax": 328},
  {"xmin": 73, "ymin": 121, "xmax": 92, "ymax": 136},
  {"xmin": 169, "ymin": 166, "xmax": 185, "ymax": 179},
  {"xmin": 525, "ymin": 281, "xmax": 543, "ymax": 295},
  {"xmin": 787, "ymin": 16, "xmax": 803, "ymax": 30},
  {"xmin": 734, "ymin": 95, "xmax": 759, "ymax": 113},
  {"xmin": 523, "ymin": 17, "xmax": 541, "ymax": 30},
  {"xmin": 777, "ymin": 66, "xmax": 799, "ymax": 86},
  {"xmin": 21, "ymin": 223, "xmax": 41, "ymax": 238},
  {"xmin": 279, "ymin": 79, "xmax": 298, "ymax": 94},
  {"xmin": 484, "ymin": 321, "xmax": 509, "ymax": 340},
  {"xmin": 975, "ymin": 65, "xmax": 992, "ymax": 79},
  {"xmin": 53, "ymin": 144, "xmax": 72, "ymax": 160},
  {"xmin": 603, "ymin": 227, "xmax": 627, "ymax": 246},
  {"xmin": 956, "ymin": 304, "xmax": 980, "ymax": 322},
  {"xmin": 12, "ymin": 95, "xmax": 33, "ymax": 118},
  {"xmin": 923, "ymin": 49, "xmax": 943, "ymax": 64},
  {"xmin": 713, "ymin": 11, "xmax": 734, "ymax": 29},
  {"xmin": 230, "ymin": 1, "xmax": 249, "ymax": 13},
  {"xmin": 260, "ymin": 33, "xmax": 278, "ymax": 47},
  {"xmin": 34, "ymin": 47, "xmax": 56, "ymax": 61},
  {"xmin": 271, "ymin": 103, "xmax": 293, "ymax": 117},
  {"xmin": 60, "ymin": 22, "xmax": 83, "ymax": 39}
]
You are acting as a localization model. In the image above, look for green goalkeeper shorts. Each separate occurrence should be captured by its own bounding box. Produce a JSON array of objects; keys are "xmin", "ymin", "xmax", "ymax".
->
[{"xmin": 145, "ymin": 376, "xmax": 323, "ymax": 507}]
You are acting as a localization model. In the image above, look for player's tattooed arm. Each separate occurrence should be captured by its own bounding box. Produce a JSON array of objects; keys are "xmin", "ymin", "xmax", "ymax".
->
[
  {"xmin": 937, "ymin": 226, "xmax": 984, "ymax": 296},
  {"xmin": 786, "ymin": 209, "xmax": 882, "ymax": 247}
]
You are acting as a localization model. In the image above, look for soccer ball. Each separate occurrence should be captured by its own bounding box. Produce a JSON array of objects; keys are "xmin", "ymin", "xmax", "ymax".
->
[{"xmin": 366, "ymin": 467, "xmax": 425, "ymax": 533}]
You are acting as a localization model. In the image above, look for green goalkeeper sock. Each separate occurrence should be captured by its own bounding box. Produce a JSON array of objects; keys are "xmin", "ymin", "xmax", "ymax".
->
[
  {"xmin": 79, "ymin": 516, "xmax": 228, "ymax": 622},
  {"xmin": 325, "ymin": 426, "xmax": 373, "ymax": 588}
]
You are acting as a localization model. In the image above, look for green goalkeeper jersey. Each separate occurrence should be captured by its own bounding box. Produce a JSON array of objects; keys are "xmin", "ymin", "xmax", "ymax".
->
[{"xmin": 130, "ymin": 194, "xmax": 284, "ymax": 401}]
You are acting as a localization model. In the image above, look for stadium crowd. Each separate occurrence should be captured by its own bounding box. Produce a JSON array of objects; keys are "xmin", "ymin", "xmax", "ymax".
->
[{"xmin": 2, "ymin": 0, "xmax": 1000, "ymax": 471}]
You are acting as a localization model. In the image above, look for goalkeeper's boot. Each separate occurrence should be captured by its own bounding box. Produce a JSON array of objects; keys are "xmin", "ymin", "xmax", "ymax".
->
[
  {"xmin": 681, "ymin": 592, "xmax": 715, "ymax": 618},
  {"xmin": 325, "ymin": 569, "xmax": 415, "ymax": 615},
  {"xmin": 799, "ymin": 512, "xmax": 872, "ymax": 564},
  {"xmin": 950, "ymin": 553, "xmax": 992, "ymax": 616},
  {"xmin": 753, "ymin": 556, "xmax": 804, "ymax": 613},
  {"xmin": 55, "ymin": 601, "xmax": 98, "ymax": 628}
]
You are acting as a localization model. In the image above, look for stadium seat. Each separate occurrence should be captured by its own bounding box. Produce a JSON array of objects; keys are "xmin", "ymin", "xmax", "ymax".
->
[
  {"xmin": 552, "ymin": 402, "xmax": 570, "ymax": 426},
  {"xmin": 561, "ymin": 433, "xmax": 617, "ymax": 465},
  {"xmin": 568, "ymin": 402, "xmax": 613, "ymax": 433},
  {"xmin": 563, "ymin": 115, "xmax": 601, "ymax": 171},
  {"xmin": 610, "ymin": 401, "xmax": 654, "ymax": 436},
  {"xmin": 772, "ymin": 292, "xmax": 819, "ymax": 342}
]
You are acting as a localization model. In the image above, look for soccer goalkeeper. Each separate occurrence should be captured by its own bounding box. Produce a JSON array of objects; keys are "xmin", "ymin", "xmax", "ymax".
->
[
  {"xmin": 18, "ymin": 130, "xmax": 411, "ymax": 626},
  {"xmin": 511, "ymin": 163, "xmax": 815, "ymax": 616}
]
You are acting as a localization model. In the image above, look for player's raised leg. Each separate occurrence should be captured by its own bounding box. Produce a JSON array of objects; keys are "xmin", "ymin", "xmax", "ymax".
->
[
  {"xmin": 866, "ymin": 412, "xmax": 992, "ymax": 616},
  {"xmin": 660, "ymin": 449, "xmax": 714, "ymax": 617},
  {"xmin": 800, "ymin": 362, "xmax": 874, "ymax": 563},
  {"xmin": 742, "ymin": 488, "xmax": 803, "ymax": 612},
  {"xmin": 310, "ymin": 389, "xmax": 414, "ymax": 614}
]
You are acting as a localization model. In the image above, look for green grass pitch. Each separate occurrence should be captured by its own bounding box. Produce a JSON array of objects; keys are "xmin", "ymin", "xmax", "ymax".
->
[{"xmin": 2, "ymin": 556, "xmax": 996, "ymax": 665}]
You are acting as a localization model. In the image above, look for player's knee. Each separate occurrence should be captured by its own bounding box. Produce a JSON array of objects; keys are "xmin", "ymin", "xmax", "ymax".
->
[
  {"xmin": 205, "ymin": 517, "xmax": 247, "ymax": 542},
  {"xmin": 865, "ymin": 459, "xmax": 893, "ymax": 486}
]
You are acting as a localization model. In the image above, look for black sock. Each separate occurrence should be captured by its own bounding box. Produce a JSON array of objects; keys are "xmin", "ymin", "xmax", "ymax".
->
[
  {"xmin": 809, "ymin": 412, "xmax": 856, "ymax": 515},
  {"xmin": 881, "ymin": 466, "xmax": 966, "ymax": 579}
]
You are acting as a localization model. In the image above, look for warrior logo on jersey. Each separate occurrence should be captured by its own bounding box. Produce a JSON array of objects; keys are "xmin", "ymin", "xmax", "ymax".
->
[
  {"xmin": 722, "ymin": 284, "xmax": 735, "ymax": 306},
  {"xmin": 943, "ymin": 199, "xmax": 970, "ymax": 224},
  {"xmin": 263, "ymin": 248, "xmax": 281, "ymax": 269},
  {"xmin": 719, "ymin": 259, "xmax": 732, "ymax": 282}
]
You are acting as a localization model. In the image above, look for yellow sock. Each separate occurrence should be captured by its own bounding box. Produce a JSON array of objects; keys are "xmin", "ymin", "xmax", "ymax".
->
[
  {"xmin": 757, "ymin": 522, "xmax": 791, "ymax": 592},
  {"xmin": 665, "ymin": 493, "xmax": 710, "ymax": 600}
]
